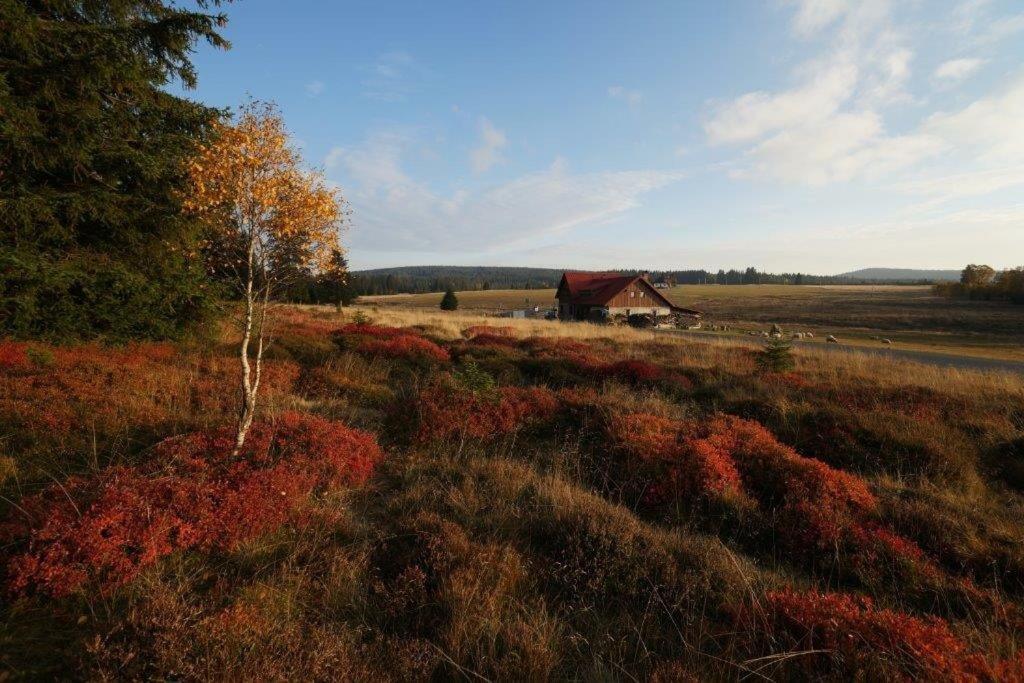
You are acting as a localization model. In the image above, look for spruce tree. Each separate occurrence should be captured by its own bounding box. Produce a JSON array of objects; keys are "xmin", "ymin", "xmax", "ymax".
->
[
  {"xmin": 0, "ymin": 0, "xmax": 231, "ymax": 340},
  {"xmin": 757, "ymin": 336, "xmax": 795, "ymax": 373},
  {"xmin": 440, "ymin": 287, "xmax": 459, "ymax": 311}
]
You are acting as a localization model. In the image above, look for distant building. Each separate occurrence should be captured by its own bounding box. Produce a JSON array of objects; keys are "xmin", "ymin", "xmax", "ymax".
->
[
  {"xmin": 555, "ymin": 271, "xmax": 699, "ymax": 321},
  {"xmin": 653, "ymin": 282, "xmax": 670, "ymax": 289}
]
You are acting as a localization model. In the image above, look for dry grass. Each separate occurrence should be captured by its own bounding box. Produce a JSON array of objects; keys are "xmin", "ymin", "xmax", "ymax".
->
[
  {"xmin": 338, "ymin": 304, "xmax": 1024, "ymax": 396},
  {"xmin": 359, "ymin": 284, "xmax": 1024, "ymax": 361}
]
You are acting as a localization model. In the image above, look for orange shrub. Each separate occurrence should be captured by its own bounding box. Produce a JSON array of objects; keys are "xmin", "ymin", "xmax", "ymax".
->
[
  {"xmin": 356, "ymin": 335, "xmax": 450, "ymax": 363},
  {"xmin": 604, "ymin": 412, "xmax": 744, "ymax": 505},
  {"xmin": 3, "ymin": 413, "xmax": 383, "ymax": 598},
  {"xmin": 335, "ymin": 323, "xmax": 409, "ymax": 339},
  {"xmin": 467, "ymin": 333, "xmax": 520, "ymax": 349},
  {"xmin": 0, "ymin": 342, "xmax": 299, "ymax": 447},
  {"xmin": 0, "ymin": 341, "xmax": 29, "ymax": 369},
  {"xmin": 412, "ymin": 385, "xmax": 560, "ymax": 443},
  {"xmin": 735, "ymin": 589, "xmax": 999, "ymax": 680},
  {"xmin": 704, "ymin": 415, "xmax": 877, "ymax": 548}
]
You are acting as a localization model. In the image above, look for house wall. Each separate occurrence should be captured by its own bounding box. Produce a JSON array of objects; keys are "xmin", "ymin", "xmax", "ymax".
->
[{"xmin": 608, "ymin": 306, "xmax": 671, "ymax": 316}]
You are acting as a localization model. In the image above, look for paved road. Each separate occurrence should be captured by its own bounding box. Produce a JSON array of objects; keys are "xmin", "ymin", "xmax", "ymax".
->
[{"xmin": 660, "ymin": 330, "xmax": 1024, "ymax": 376}]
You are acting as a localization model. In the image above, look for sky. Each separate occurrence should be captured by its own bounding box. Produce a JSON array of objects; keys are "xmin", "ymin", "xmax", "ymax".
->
[{"xmin": 176, "ymin": 0, "xmax": 1024, "ymax": 273}]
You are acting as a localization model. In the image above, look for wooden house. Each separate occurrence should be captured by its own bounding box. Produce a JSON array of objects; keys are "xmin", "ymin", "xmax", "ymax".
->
[{"xmin": 554, "ymin": 272, "xmax": 699, "ymax": 322}]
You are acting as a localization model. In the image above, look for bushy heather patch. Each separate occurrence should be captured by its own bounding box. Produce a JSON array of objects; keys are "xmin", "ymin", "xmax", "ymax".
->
[
  {"xmin": 0, "ymin": 341, "xmax": 30, "ymax": 369},
  {"xmin": 734, "ymin": 589, "xmax": 1014, "ymax": 680},
  {"xmin": 0, "ymin": 343, "xmax": 299, "ymax": 450},
  {"xmin": 601, "ymin": 359, "xmax": 663, "ymax": 384},
  {"xmin": 603, "ymin": 412, "xmax": 744, "ymax": 507},
  {"xmin": 600, "ymin": 410, "xmax": 955, "ymax": 591},
  {"xmin": 334, "ymin": 323, "xmax": 409, "ymax": 339},
  {"xmin": 356, "ymin": 335, "xmax": 451, "ymax": 364},
  {"xmin": 2, "ymin": 413, "xmax": 383, "ymax": 598},
  {"xmin": 519, "ymin": 337, "xmax": 606, "ymax": 368},
  {"xmin": 331, "ymin": 323, "xmax": 412, "ymax": 352},
  {"xmin": 412, "ymin": 384, "xmax": 560, "ymax": 443},
  {"xmin": 467, "ymin": 333, "xmax": 520, "ymax": 349},
  {"xmin": 702, "ymin": 415, "xmax": 878, "ymax": 547}
]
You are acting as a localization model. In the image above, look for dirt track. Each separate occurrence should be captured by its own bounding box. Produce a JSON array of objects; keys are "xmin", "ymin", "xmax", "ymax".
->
[{"xmin": 663, "ymin": 330, "xmax": 1024, "ymax": 376}]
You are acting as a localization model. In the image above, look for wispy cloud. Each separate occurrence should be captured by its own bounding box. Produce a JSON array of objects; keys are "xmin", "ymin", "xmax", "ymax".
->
[
  {"xmin": 360, "ymin": 51, "xmax": 426, "ymax": 102},
  {"xmin": 608, "ymin": 85, "xmax": 642, "ymax": 107},
  {"xmin": 329, "ymin": 133, "xmax": 686, "ymax": 254},
  {"xmin": 469, "ymin": 118, "xmax": 508, "ymax": 173},
  {"xmin": 305, "ymin": 80, "xmax": 325, "ymax": 97},
  {"xmin": 703, "ymin": 1, "xmax": 1024, "ymax": 188},
  {"xmin": 933, "ymin": 57, "xmax": 986, "ymax": 83}
]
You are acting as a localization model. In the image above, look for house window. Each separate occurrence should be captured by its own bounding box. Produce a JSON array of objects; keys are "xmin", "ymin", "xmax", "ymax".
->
[
  {"xmin": 629, "ymin": 291, "xmax": 635, "ymax": 298},
  {"xmin": 640, "ymin": 291, "xmax": 645, "ymax": 298}
]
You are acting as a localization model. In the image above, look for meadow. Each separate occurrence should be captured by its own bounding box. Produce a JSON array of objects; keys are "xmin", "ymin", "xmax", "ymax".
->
[
  {"xmin": 2, "ymin": 304, "xmax": 1023, "ymax": 680},
  {"xmin": 360, "ymin": 284, "xmax": 1024, "ymax": 361}
]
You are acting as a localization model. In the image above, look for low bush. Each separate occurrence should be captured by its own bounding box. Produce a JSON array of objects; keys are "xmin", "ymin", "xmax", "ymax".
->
[
  {"xmin": 733, "ymin": 589, "xmax": 1013, "ymax": 680},
  {"xmin": 412, "ymin": 384, "xmax": 560, "ymax": 443},
  {"xmin": 2, "ymin": 413, "xmax": 383, "ymax": 597},
  {"xmin": 356, "ymin": 335, "xmax": 451, "ymax": 364}
]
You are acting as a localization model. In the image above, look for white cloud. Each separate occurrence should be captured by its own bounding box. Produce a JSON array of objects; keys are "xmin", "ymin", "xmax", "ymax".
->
[
  {"xmin": 305, "ymin": 80, "xmax": 325, "ymax": 96},
  {"xmin": 790, "ymin": 0, "xmax": 849, "ymax": 36},
  {"xmin": 469, "ymin": 117, "xmax": 508, "ymax": 173},
  {"xmin": 705, "ymin": 61, "xmax": 859, "ymax": 145},
  {"xmin": 608, "ymin": 85, "xmax": 643, "ymax": 106},
  {"xmin": 898, "ymin": 167, "xmax": 1024, "ymax": 202},
  {"xmin": 922, "ymin": 76, "xmax": 1024, "ymax": 163},
  {"xmin": 330, "ymin": 134, "xmax": 685, "ymax": 253},
  {"xmin": 702, "ymin": 1, "xmax": 1024, "ymax": 187},
  {"xmin": 736, "ymin": 111, "xmax": 943, "ymax": 185},
  {"xmin": 933, "ymin": 57, "xmax": 985, "ymax": 82}
]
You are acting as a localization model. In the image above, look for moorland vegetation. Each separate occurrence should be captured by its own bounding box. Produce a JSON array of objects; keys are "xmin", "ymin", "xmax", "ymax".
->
[{"xmin": 2, "ymin": 306, "xmax": 1023, "ymax": 680}]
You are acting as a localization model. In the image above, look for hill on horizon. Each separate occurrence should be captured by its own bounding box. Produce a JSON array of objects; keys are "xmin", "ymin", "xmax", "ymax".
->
[{"xmin": 837, "ymin": 268, "xmax": 961, "ymax": 281}]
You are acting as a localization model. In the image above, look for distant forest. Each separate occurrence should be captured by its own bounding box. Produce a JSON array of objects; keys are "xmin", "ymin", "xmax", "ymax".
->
[{"xmin": 346, "ymin": 265, "xmax": 950, "ymax": 296}]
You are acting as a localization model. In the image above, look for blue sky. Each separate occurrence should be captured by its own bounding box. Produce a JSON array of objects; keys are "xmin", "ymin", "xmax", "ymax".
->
[{"xmin": 178, "ymin": 0, "xmax": 1024, "ymax": 273}]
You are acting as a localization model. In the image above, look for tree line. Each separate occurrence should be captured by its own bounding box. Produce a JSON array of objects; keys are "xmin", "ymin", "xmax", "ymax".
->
[
  {"xmin": 320, "ymin": 266, "xmax": 914, "ymax": 298},
  {"xmin": 934, "ymin": 265, "xmax": 1024, "ymax": 305}
]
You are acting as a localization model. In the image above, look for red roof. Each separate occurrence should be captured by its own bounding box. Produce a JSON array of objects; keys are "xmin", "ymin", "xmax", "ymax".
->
[
  {"xmin": 556, "ymin": 271, "xmax": 702, "ymax": 315},
  {"xmin": 558, "ymin": 272, "xmax": 638, "ymax": 305}
]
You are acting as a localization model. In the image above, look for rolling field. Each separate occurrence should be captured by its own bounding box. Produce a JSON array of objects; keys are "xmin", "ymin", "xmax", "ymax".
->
[{"xmin": 359, "ymin": 285, "xmax": 1024, "ymax": 361}]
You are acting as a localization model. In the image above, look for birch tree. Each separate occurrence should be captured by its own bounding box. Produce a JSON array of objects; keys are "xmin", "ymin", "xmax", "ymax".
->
[{"xmin": 184, "ymin": 101, "xmax": 345, "ymax": 453}]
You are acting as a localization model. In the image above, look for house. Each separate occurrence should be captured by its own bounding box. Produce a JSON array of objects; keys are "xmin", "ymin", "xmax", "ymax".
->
[{"xmin": 555, "ymin": 271, "xmax": 700, "ymax": 322}]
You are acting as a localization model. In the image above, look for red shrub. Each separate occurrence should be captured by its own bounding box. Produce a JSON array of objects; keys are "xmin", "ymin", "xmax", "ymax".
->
[
  {"xmin": 0, "ymin": 341, "xmax": 300, "ymax": 446},
  {"xmin": 605, "ymin": 412, "xmax": 745, "ymax": 505},
  {"xmin": 704, "ymin": 415, "xmax": 877, "ymax": 548},
  {"xmin": 335, "ymin": 323, "xmax": 409, "ymax": 338},
  {"xmin": 0, "ymin": 341, "xmax": 30, "ymax": 370},
  {"xmin": 413, "ymin": 385, "xmax": 560, "ymax": 443},
  {"xmin": 606, "ymin": 412, "xmax": 680, "ymax": 459},
  {"xmin": 520, "ymin": 337, "xmax": 603, "ymax": 366},
  {"xmin": 737, "ymin": 589, "xmax": 993, "ymax": 680},
  {"xmin": 601, "ymin": 359, "xmax": 663, "ymax": 384},
  {"xmin": 356, "ymin": 335, "xmax": 450, "ymax": 363},
  {"xmin": 467, "ymin": 333, "xmax": 519, "ymax": 349},
  {"xmin": 3, "ymin": 413, "xmax": 383, "ymax": 597},
  {"xmin": 847, "ymin": 522, "xmax": 943, "ymax": 584}
]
